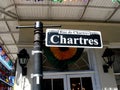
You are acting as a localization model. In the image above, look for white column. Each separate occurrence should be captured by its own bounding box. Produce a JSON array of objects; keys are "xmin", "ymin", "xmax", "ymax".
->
[{"xmin": 94, "ymin": 48, "xmax": 118, "ymax": 90}]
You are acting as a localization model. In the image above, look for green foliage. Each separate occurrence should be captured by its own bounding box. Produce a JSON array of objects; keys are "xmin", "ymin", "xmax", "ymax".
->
[
  {"xmin": 112, "ymin": 0, "xmax": 120, "ymax": 3},
  {"xmin": 52, "ymin": 0, "xmax": 63, "ymax": 3}
]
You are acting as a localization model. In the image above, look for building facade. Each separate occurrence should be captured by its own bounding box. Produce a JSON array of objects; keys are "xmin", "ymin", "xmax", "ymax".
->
[{"xmin": 14, "ymin": 21, "xmax": 120, "ymax": 90}]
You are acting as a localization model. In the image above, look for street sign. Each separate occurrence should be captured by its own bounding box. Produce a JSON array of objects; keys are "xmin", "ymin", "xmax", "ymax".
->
[{"xmin": 46, "ymin": 29, "xmax": 103, "ymax": 48}]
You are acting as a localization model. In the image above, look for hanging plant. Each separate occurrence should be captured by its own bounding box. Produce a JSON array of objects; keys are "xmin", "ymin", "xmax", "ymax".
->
[{"xmin": 44, "ymin": 46, "xmax": 84, "ymax": 71}]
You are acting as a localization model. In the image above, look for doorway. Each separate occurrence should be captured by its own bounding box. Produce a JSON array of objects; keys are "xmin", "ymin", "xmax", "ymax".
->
[{"xmin": 43, "ymin": 71, "xmax": 95, "ymax": 90}]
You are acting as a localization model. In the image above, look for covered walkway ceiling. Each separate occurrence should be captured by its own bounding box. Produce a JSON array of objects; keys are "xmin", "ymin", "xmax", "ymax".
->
[{"xmin": 0, "ymin": 0, "xmax": 120, "ymax": 62}]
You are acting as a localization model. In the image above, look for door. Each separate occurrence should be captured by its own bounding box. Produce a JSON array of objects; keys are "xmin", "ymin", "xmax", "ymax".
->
[{"xmin": 43, "ymin": 72, "xmax": 95, "ymax": 90}]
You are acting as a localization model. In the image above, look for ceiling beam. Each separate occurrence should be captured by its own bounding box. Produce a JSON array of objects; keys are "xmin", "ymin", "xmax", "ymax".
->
[
  {"xmin": 4, "ymin": 6, "xmax": 18, "ymax": 19},
  {"xmin": 10, "ymin": 3, "xmax": 115, "ymax": 9},
  {"xmin": 0, "ymin": 18, "xmax": 17, "ymax": 21},
  {"xmin": 0, "ymin": 7, "xmax": 17, "ymax": 20},
  {"xmin": 17, "ymin": 19, "xmax": 120, "ymax": 23},
  {"xmin": 4, "ymin": 20, "xmax": 18, "ymax": 60},
  {"xmin": 47, "ymin": 0, "xmax": 52, "ymax": 20},
  {"xmin": 7, "ymin": 11, "xmax": 18, "ymax": 18},
  {"xmin": 0, "ymin": 31, "xmax": 19, "ymax": 34},
  {"xmin": 12, "ymin": 0, "xmax": 19, "ymax": 20},
  {"xmin": 0, "ymin": 37, "xmax": 5, "ymax": 46},
  {"xmin": 1, "ymin": 43, "xmax": 33, "ymax": 47},
  {"xmin": 105, "ymin": 5, "xmax": 120, "ymax": 22},
  {"xmin": 80, "ymin": 0, "xmax": 91, "ymax": 20},
  {"xmin": 4, "ymin": 20, "xmax": 17, "ymax": 44}
]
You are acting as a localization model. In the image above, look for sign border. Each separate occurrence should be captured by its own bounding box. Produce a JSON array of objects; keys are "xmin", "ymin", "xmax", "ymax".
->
[{"xmin": 45, "ymin": 29, "xmax": 103, "ymax": 48}]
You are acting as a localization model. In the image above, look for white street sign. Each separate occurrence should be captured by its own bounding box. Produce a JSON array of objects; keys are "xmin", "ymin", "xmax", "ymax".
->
[{"xmin": 46, "ymin": 29, "xmax": 103, "ymax": 48}]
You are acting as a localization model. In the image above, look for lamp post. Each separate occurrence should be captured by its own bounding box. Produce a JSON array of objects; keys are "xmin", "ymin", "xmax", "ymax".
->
[
  {"xmin": 17, "ymin": 48, "xmax": 30, "ymax": 76},
  {"xmin": 16, "ymin": 21, "xmax": 61, "ymax": 90},
  {"xmin": 31, "ymin": 21, "xmax": 43, "ymax": 90}
]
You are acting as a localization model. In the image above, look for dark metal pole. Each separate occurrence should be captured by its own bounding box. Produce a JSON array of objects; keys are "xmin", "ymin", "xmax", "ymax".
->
[
  {"xmin": 32, "ymin": 21, "xmax": 43, "ymax": 90},
  {"xmin": 16, "ymin": 22, "xmax": 61, "ymax": 90}
]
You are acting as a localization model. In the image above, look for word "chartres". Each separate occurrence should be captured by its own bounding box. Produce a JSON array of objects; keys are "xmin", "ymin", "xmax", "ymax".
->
[
  {"xmin": 46, "ymin": 29, "xmax": 103, "ymax": 48},
  {"xmin": 50, "ymin": 35, "xmax": 99, "ymax": 46}
]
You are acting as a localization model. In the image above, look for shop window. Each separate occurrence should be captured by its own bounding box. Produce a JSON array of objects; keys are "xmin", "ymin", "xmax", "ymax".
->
[
  {"xmin": 43, "ymin": 79, "xmax": 52, "ymax": 90},
  {"xmin": 70, "ymin": 77, "xmax": 93, "ymax": 90},
  {"xmin": 43, "ymin": 50, "xmax": 89, "ymax": 71},
  {"xmin": 43, "ymin": 79, "xmax": 64, "ymax": 90}
]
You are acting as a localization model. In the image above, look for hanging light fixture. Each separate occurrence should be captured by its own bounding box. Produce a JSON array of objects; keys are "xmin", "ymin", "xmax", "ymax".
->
[
  {"xmin": 102, "ymin": 48, "xmax": 115, "ymax": 73},
  {"xmin": 17, "ymin": 49, "xmax": 30, "ymax": 76}
]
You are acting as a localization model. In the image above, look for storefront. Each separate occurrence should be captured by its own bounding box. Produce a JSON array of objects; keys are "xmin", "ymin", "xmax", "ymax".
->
[
  {"xmin": 14, "ymin": 34, "xmax": 119, "ymax": 90},
  {"xmin": 0, "ymin": 0, "xmax": 120, "ymax": 90},
  {"xmin": 42, "ymin": 48, "xmax": 96, "ymax": 90},
  {"xmin": 14, "ymin": 22, "xmax": 119, "ymax": 90},
  {"xmin": 43, "ymin": 71, "xmax": 94, "ymax": 90}
]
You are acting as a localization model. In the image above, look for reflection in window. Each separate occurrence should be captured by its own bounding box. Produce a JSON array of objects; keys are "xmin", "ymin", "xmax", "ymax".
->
[
  {"xmin": 70, "ymin": 77, "xmax": 93, "ymax": 90},
  {"xmin": 70, "ymin": 78, "xmax": 81, "ymax": 90}
]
